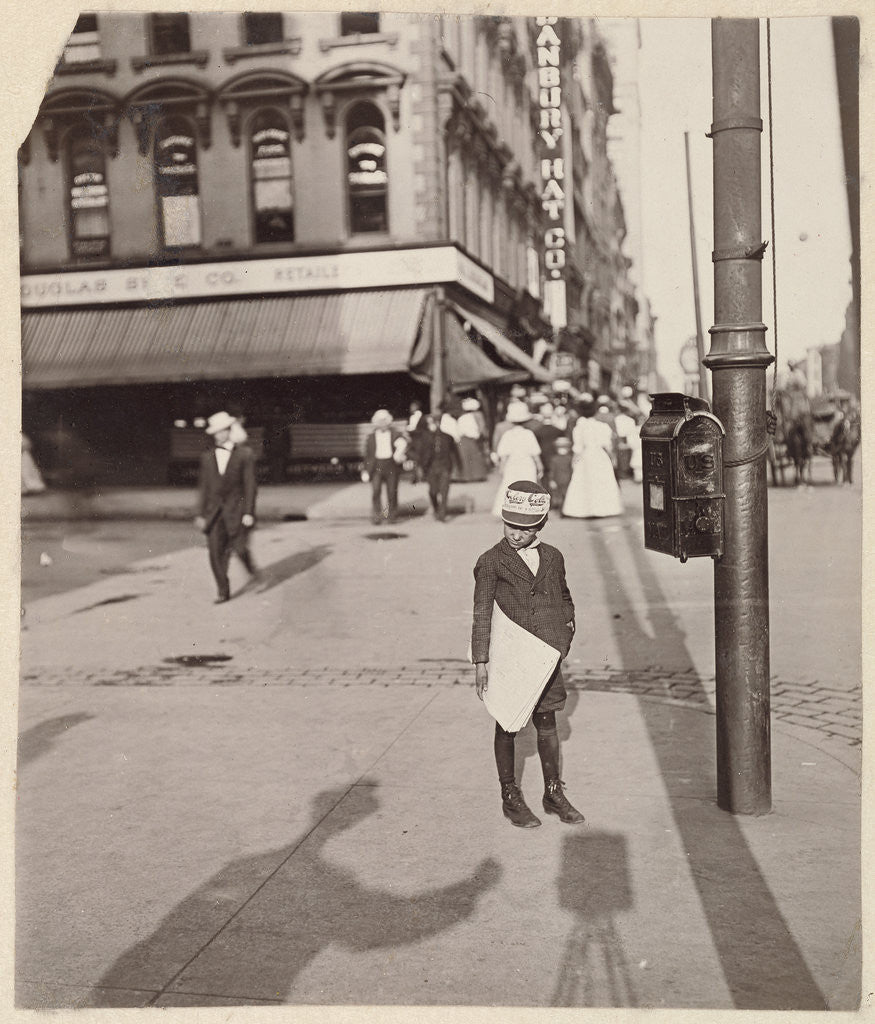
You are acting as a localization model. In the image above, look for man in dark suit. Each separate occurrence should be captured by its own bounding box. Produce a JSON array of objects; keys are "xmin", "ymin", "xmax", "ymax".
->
[
  {"xmin": 194, "ymin": 411, "xmax": 258, "ymax": 603},
  {"xmin": 421, "ymin": 411, "xmax": 462, "ymax": 522},
  {"xmin": 362, "ymin": 408, "xmax": 406, "ymax": 525}
]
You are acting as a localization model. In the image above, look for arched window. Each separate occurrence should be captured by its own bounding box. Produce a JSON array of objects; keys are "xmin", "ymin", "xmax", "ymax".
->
[
  {"xmin": 346, "ymin": 103, "xmax": 387, "ymax": 234},
  {"xmin": 154, "ymin": 116, "xmax": 201, "ymax": 248},
  {"xmin": 250, "ymin": 110, "xmax": 294, "ymax": 243},
  {"xmin": 67, "ymin": 127, "xmax": 110, "ymax": 259}
]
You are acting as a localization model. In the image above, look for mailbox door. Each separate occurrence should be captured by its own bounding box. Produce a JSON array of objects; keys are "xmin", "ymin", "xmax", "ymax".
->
[
  {"xmin": 642, "ymin": 437, "xmax": 674, "ymax": 555},
  {"xmin": 675, "ymin": 419, "xmax": 724, "ymax": 559}
]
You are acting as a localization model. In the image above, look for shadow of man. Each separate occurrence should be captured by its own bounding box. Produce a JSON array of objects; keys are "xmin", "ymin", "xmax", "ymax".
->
[{"xmin": 87, "ymin": 783, "xmax": 501, "ymax": 1007}]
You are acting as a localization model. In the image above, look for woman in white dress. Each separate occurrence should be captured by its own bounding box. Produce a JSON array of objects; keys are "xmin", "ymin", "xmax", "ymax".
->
[
  {"xmin": 562, "ymin": 404, "xmax": 623, "ymax": 518},
  {"xmin": 491, "ymin": 401, "xmax": 542, "ymax": 516}
]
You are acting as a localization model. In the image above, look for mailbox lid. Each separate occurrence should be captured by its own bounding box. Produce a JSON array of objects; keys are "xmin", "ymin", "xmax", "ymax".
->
[{"xmin": 641, "ymin": 393, "xmax": 725, "ymax": 441}]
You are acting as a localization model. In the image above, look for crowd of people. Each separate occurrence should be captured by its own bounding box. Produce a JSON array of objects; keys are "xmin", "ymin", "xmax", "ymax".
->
[{"xmin": 364, "ymin": 383, "xmax": 650, "ymax": 525}]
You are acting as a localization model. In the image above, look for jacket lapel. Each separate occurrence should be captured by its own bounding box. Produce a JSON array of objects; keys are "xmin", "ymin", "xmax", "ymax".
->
[
  {"xmin": 533, "ymin": 543, "xmax": 554, "ymax": 585},
  {"xmin": 499, "ymin": 538, "xmax": 535, "ymax": 580}
]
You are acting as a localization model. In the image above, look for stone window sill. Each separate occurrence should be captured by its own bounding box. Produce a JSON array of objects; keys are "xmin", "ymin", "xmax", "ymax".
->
[
  {"xmin": 132, "ymin": 50, "xmax": 209, "ymax": 72},
  {"xmin": 222, "ymin": 39, "xmax": 302, "ymax": 64},
  {"xmin": 318, "ymin": 32, "xmax": 398, "ymax": 52},
  {"xmin": 55, "ymin": 58, "xmax": 118, "ymax": 77}
]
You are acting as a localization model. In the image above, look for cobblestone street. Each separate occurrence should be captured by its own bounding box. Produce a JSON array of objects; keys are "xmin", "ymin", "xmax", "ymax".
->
[{"xmin": 21, "ymin": 660, "xmax": 861, "ymax": 750}]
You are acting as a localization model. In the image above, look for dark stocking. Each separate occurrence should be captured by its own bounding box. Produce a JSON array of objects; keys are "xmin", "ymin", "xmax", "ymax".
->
[
  {"xmin": 494, "ymin": 722, "xmax": 516, "ymax": 785},
  {"xmin": 533, "ymin": 711, "xmax": 560, "ymax": 782}
]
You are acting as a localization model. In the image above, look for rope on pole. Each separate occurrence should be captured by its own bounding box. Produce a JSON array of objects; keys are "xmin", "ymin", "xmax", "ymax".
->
[{"xmin": 766, "ymin": 19, "xmax": 779, "ymax": 410}]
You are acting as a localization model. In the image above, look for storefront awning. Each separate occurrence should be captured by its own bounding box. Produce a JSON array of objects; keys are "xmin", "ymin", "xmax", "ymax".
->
[
  {"xmin": 409, "ymin": 296, "xmax": 525, "ymax": 391},
  {"xmin": 451, "ymin": 304, "xmax": 554, "ymax": 384},
  {"xmin": 21, "ymin": 288, "xmax": 431, "ymax": 388}
]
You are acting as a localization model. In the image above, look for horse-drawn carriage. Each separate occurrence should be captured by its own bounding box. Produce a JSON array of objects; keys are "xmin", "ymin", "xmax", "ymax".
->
[{"xmin": 768, "ymin": 388, "xmax": 860, "ymax": 486}]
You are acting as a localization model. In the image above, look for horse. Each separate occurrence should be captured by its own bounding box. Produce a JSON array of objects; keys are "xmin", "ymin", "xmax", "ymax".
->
[
  {"xmin": 829, "ymin": 408, "xmax": 860, "ymax": 485},
  {"xmin": 772, "ymin": 388, "xmax": 812, "ymax": 486}
]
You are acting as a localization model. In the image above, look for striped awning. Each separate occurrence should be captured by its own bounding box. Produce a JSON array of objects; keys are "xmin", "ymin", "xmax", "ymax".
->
[
  {"xmin": 452, "ymin": 304, "xmax": 554, "ymax": 384},
  {"xmin": 21, "ymin": 288, "xmax": 430, "ymax": 388},
  {"xmin": 408, "ymin": 294, "xmax": 525, "ymax": 391}
]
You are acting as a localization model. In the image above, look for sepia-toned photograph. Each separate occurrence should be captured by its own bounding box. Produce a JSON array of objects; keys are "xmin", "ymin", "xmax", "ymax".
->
[{"xmin": 11, "ymin": 7, "xmax": 862, "ymax": 1015}]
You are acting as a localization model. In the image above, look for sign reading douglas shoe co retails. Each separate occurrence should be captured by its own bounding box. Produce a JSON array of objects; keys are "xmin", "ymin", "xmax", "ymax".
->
[
  {"xmin": 20, "ymin": 245, "xmax": 495, "ymax": 309},
  {"xmin": 536, "ymin": 16, "xmax": 567, "ymax": 329}
]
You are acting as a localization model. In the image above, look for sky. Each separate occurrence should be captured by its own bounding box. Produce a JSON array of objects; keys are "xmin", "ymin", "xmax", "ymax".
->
[{"xmin": 635, "ymin": 18, "xmax": 853, "ymax": 392}]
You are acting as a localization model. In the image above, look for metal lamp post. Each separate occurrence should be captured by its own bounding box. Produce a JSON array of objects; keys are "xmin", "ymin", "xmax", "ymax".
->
[{"xmin": 704, "ymin": 18, "xmax": 774, "ymax": 814}]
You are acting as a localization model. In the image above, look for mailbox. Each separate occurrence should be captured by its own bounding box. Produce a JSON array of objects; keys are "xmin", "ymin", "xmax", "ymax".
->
[{"xmin": 640, "ymin": 393, "xmax": 725, "ymax": 561}]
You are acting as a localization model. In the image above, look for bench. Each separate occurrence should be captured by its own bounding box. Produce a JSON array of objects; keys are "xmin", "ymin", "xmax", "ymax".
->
[
  {"xmin": 167, "ymin": 427, "xmax": 265, "ymax": 483},
  {"xmin": 289, "ymin": 422, "xmax": 373, "ymax": 461},
  {"xmin": 286, "ymin": 421, "xmax": 408, "ymax": 480}
]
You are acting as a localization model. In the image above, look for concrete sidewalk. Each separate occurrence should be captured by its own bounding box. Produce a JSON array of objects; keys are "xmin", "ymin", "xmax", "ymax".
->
[
  {"xmin": 14, "ymin": 496, "xmax": 863, "ymax": 1011},
  {"xmin": 20, "ymin": 476, "xmax": 499, "ymax": 523}
]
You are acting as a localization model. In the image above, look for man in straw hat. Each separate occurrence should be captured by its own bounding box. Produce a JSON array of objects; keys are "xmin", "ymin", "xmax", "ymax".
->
[
  {"xmin": 362, "ymin": 408, "xmax": 406, "ymax": 525},
  {"xmin": 471, "ymin": 480, "xmax": 585, "ymax": 828},
  {"xmin": 194, "ymin": 410, "xmax": 259, "ymax": 603}
]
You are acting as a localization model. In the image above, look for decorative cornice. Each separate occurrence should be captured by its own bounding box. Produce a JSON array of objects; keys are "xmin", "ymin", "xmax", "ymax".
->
[
  {"xmin": 318, "ymin": 31, "xmax": 399, "ymax": 52},
  {"xmin": 131, "ymin": 50, "xmax": 209, "ymax": 73},
  {"xmin": 55, "ymin": 58, "xmax": 118, "ymax": 77},
  {"xmin": 37, "ymin": 87, "xmax": 122, "ymax": 162},
  {"xmin": 222, "ymin": 39, "xmax": 302, "ymax": 64},
  {"xmin": 217, "ymin": 71, "xmax": 309, "ymax": 145},
  {"xmin": 125, "ymin": 79, "xmax": 213, "ymax": 154},
  {"xmin": 313, "ymin": 61, "xmax": 406, "ymax": 137}
]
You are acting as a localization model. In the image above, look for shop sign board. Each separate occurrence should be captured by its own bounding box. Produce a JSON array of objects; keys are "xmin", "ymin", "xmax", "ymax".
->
[
  {"xmin": 537, "ymin": 16, "xmax": 567, "ymax": 328},
  {"xmin": 20, "ymin": 245, "xmax": 495, "ymax": 309}
]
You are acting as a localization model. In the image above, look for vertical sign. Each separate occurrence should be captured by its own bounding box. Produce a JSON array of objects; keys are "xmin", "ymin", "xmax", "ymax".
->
[{"xmin": 537, "ymin": 16, "xmax": 567, "ymax": 328}]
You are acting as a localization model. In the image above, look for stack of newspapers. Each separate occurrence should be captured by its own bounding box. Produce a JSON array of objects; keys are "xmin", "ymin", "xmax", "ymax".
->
[{"xmin": 482, "ymin": 603, "xmax": 561, "ymax": 732}]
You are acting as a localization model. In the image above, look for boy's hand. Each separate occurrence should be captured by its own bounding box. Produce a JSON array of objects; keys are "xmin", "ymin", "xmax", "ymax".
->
[{"xmin": 475, "ymin": 663, "xmax": 488, "ymax": 700}]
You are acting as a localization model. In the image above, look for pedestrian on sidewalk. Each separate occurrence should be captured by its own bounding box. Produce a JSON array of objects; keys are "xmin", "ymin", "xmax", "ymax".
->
[
  {"xmin": 362, "ymin": 408, "xmax": 406, "ymax": 524},
  {"xmin": 472, "ymin": 480, "xmax": 585, "ymax": 829},
  {"xmin": 421, "ymin": 409, "xmax": 462, "ymax": 521},
  {"xmin": 490, "ymin": 401, "xmax": 543, "ymax": 517},
  {"xmin": 194, "ymin": 411, "xmax": 259, "ymax": 604}
]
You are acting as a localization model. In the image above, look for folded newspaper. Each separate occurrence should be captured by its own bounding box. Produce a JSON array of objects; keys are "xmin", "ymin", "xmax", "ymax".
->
[{"xmin": 482, "ymin": 602, "xmax": 561, "ymax": 731}]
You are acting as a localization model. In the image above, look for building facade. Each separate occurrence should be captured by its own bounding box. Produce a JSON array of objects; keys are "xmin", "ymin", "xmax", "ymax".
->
[{"xmin": 19, "ymin": 12, "xmax": 646, "ymax": 484}]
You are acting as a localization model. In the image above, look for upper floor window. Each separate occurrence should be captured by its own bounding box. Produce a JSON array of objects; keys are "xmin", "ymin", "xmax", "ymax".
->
[
  {"xmin": 64, "ymin": 13, "xmax": 100, "ymax": 64},
  {"xmin": 243, "ymin": 12, "xmax": 283, "ymax": 45},
  {"xmin": 346, "ymin": 103, "xmax": 387, "ymax": 234},
  {"xmin": 154, "ymin": 116, "xmax": 201, "ymax": 248},
  {"xmin": 67, "ymin": 127, "xmax": 109, "ymax": 259},
  {"xmin": 150, "ymin": 13, "xmax": 191, "ymax": 55},
  {"xmin": 341, "ymin": 12, "xmax": 380, "ymax": 36},
  {"xmin": 250, "ymin": 110, "xmax": 294, "ymax": 243}
]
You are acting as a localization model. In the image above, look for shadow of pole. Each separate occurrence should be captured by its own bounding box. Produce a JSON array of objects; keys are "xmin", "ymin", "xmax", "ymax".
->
[
  {"xmin": 585, "ymin": 522, "xmax": 826, "ymax": 1010},
  {"xmin": 86, "ymin": 782, "xmax": 501, "ymax": 1007}
]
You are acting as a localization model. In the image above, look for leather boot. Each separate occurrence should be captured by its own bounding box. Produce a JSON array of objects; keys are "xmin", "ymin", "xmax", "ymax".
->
[
  {"xmin": 501, "ymin": 782, "xmax": 541, "ymax": 828},
  {"xmin": 542, "ymin": 779, "xmax": 585, "ymax": 824}
]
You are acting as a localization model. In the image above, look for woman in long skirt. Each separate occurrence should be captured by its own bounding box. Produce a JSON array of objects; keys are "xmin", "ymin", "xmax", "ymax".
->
[
  {"xmin": 491, "ymin": 401, "xmax": 543, "ymax": 516},
  {"xmin": 456, "ymin": 397, "xmax": 489, "ymax": 481},
  {"xmin": 562, "ymin": 404, "xmax": 623, "ymax": 518}
]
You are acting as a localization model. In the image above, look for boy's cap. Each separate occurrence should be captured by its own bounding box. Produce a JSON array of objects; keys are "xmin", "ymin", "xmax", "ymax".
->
[
  {"xmin": 502, "ymin": 480, "xmax": 550, "ymax": 527},
  {"xmin": 554, "ymin": 437, "xmax": 572, "ymax": 449}
]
